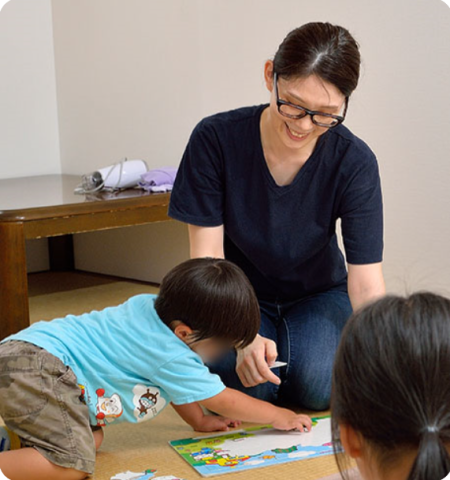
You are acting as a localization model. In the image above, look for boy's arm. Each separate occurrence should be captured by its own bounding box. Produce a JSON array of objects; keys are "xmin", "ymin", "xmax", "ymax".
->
[
  {"xmin": 171, "ymin": 401, "xmax": 241, "ymax": 432},
  {"xmin": 200, "ymin": 387, "xmax": 312, "ymax": 431}
]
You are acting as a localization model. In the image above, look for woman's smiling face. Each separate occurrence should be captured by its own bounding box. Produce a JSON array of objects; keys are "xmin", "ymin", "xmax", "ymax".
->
[{"xmin": 264, "ymin": 61, "xmax": 347, "ymax": 155}]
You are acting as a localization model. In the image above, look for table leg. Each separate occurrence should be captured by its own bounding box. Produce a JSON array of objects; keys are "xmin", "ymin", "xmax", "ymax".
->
[{"xmin": 0, "ymin": 222, "xmax": 30, "ymax": 340}]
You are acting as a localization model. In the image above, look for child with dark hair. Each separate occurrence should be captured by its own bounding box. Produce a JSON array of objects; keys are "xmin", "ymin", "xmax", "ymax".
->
[
  {"xmin": 330, "ymin": 292, "xmax": 450, "ymax": 480},
  {"xmin": 0, "ymin": 258, "xmax": 311, "ymax": 480}
]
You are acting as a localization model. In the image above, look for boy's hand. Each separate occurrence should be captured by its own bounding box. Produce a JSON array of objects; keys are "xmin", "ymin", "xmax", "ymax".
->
[
  {"xmin": 193, "ymin": 415, "xmax": 241, "ymax": 432},
  {"xmin": 272, "ymin": 410, "xmax": 312, "ymax": 432}
]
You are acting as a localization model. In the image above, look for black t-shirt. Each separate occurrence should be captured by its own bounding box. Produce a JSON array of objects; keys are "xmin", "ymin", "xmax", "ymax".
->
[{"xmin": 169, "ymin": 105, "xmax": 383, "ymax": 301}]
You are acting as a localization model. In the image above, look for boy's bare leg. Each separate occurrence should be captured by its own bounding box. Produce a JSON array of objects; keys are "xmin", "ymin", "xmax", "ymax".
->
[
  {"xmin": 0, "ymin": 448, "xmax": 87, "ymax": 480},
  {"xmin": 93, "ymin": 427, "xmax": 104, "ymax": 450}
]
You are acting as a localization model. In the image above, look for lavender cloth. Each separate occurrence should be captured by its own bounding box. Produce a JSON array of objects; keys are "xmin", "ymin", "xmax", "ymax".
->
[
  {"xmin": 139, "ymin": 167, "xmax": 178, "ymax": 193},
  {"xmin": 140, "ymin": 167, "xmax": 178, "ymax": 186}
]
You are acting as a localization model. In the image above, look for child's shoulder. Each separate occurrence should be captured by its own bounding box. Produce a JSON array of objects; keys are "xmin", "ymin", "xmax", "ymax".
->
[{"xmin": 125, "ymin": 293, "xmax": 158, "ymax": 308}]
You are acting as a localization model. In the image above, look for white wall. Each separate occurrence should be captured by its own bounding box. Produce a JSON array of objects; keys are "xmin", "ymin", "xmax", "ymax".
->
[
  {"xmin": 3, "ymin": 0, "xmax": 450, "ymax": 291},
  {"xmin": 0, "ymin": 0, "xmax": 60, "ymax": 272},
  {"xmin": 0, "ymin": 0, "xmax": 60, "ymax": 178},
  {"xmin": 50, "ymin": 0, "xmax": 202, "ymax": 175}
]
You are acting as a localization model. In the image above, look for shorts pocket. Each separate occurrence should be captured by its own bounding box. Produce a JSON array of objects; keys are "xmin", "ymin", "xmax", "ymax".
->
[
  {"xmin": 56, "ymin": 364, "xmax": 78, "ymax": 386},
  {"xmin": 0, "ymin": 355, "xmax": 48, "ymax": 419}
]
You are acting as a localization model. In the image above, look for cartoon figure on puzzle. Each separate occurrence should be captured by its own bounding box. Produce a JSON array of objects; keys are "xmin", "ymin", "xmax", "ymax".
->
[
  {"xmin": 95, "ymin": 388, "xmax": 123, "ymax": 426},
  {"xmin": 191, "ymin": 447, "xmax": 250, "ymax": 468}
]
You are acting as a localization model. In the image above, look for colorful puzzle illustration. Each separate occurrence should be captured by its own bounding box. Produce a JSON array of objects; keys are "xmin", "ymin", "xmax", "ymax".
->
[{"xmin": 169, "ymin": 415, "xmax": 333, "ymax": 477}]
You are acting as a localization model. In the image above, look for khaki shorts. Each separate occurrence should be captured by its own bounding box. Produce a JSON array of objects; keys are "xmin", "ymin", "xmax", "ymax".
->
[{"xmin": 0, "ymin": 340, "xmax": 96, "ymax": 474}]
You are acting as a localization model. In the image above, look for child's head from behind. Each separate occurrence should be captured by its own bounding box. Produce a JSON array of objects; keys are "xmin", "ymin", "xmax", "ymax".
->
[
  {"xmin": 331, "ymin": 292, "xmax": 450, "ymax": 480},
  {"xmin": 155, "ymin": 257, "xmax": 260, "ymax": 362}
]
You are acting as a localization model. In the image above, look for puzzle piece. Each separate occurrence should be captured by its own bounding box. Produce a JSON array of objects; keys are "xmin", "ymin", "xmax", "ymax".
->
[
  {"xmin": 154, "ymin": 477, "xmax": 185, "ymax": 480},
  {"xmin": 111, "ymin": 469, "xmax": 156, "ymax": 480}
]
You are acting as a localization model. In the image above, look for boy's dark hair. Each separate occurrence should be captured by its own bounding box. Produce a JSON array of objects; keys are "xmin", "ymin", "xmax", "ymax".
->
[
  {"xmin": 273, "ymin": 22, "xmax": 360, "ymax": 98},
  {"xmin": 331, "ymin": 292, "xmax": 450, "ymax": 480},
  {"xmin": 154, "ymin": 258, "xmax": 260, "ymax": 349}
]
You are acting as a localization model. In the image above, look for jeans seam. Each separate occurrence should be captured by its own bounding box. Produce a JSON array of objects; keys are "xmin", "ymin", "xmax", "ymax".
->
[{"xmin": 281, "ymin": 315, "xmax": 291, "ymax": 380}]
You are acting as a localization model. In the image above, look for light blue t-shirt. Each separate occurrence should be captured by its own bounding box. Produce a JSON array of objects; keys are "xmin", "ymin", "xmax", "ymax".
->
[{"xmin": 4, "ymin": 294, "xmax": 225, "ymax": 427}]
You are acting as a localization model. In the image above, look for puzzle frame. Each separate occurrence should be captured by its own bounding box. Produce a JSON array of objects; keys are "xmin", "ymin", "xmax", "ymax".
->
[{"xmin": 169, "ymin": 415, "xmax": 334, "ymax": 477}]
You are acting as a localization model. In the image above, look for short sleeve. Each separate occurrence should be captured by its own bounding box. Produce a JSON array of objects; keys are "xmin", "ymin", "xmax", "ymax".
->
[
  {"xmin": 151, "ymin": 351, "xmax": 225, "ymax": 405},
  {"xmin": 169, "ymin": 120, "xmax": 225, "ymax": 227},
  {"xmin": 339, "ymin": 154, "xmax": 384, "ymax": 265}
]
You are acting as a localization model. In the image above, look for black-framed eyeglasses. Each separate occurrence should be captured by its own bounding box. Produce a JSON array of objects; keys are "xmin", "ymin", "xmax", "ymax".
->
[{"xmin": 274, "ymin": 72, "xmax": 348, "ymax": 128}]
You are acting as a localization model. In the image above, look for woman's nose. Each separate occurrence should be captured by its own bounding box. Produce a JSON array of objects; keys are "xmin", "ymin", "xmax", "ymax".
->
[{"xmin": 295, "ymin": 114, "xmax": 314, "ymax": 130}]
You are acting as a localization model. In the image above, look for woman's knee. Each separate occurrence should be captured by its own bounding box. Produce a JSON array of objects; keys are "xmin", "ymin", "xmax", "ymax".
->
[{"xmin": 300, "ymin": 391, "xmax": 331, "ymax": 411}]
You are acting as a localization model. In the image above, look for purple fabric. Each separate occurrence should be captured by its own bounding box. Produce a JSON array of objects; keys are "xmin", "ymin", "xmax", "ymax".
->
[{"xmin": 140, "ymin": 167, "xmax": 178, "ymax": 186}]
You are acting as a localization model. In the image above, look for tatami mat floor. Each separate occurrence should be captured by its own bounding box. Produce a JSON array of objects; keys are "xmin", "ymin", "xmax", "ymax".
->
[{"xmin": 2, "ymin": 271, "xmax": 348, "ymax": 480}]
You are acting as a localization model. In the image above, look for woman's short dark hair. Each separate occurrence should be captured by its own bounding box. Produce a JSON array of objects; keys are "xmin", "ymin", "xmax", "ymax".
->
[
  {"xmin": 331, "ymin": 292, "xmax": 450, "ymax": 480},
  {"xmin": 154, "ymin": 258, "xmax": 260, "ymax": 349},
  {"xmin": 273, "ymin": 22, "xmax": 361, "ymax": 97}
]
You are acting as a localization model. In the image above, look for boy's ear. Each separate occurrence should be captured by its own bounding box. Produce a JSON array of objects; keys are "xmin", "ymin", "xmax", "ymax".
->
[
  {"xmin": 173, "ymin": 322, "xmax": 194, "ymax": 342},
  {"xmin": 339, "ymin": 423, "xmax": 363, "ymax": 459}
]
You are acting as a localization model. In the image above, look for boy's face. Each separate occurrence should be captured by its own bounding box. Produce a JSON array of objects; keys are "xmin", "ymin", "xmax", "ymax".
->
[
  {"xmin": 172, "ymin": 320, "xmax": 233, "ymax": 363},
  {"xmin": 188, "ymin": 337, "xmax": 233, "ymax": 363},
  {"xmin": 172, "ymin": 321, "xmax": 234, "ymax": 363}
]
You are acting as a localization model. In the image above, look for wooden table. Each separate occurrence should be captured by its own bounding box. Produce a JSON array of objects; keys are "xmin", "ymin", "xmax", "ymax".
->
[{"xmin": 0, "ymin": 174, "xmax": 171, "ymax": 340}]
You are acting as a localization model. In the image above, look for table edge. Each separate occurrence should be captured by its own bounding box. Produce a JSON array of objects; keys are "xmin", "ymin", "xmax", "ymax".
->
[{"xmin": 0, "ymin": 193, "xmax": 171, "ymax": 223}]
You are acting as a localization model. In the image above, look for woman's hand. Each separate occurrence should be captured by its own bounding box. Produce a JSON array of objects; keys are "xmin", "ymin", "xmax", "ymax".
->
[{"xmin": 236, "ymin": 334, "xmax": 281, "ymax": 387}]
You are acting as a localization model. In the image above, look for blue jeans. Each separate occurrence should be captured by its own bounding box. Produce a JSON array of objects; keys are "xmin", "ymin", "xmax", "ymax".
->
[{"xmin": 209, "ymin": 289, "xmax": 352, "ymax": 411}]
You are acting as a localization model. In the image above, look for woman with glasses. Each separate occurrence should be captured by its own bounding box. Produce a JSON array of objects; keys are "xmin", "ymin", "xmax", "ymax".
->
[{"xmin": 169, "ymin": 22, "xmax": 385, "ymax": 411}]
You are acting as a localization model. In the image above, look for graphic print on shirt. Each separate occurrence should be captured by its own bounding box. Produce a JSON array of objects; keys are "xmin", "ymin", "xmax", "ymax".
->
[
  {"xmin": 78, "ymin": 383, "xmax": 87, "ymax": 404},
  {"xmin": 95, "ymin": 388, "xmax": 123, "ymax": 426},
  {"xmin": 132, "ymin": 384, "xmax": 166, "ymax": 422}
]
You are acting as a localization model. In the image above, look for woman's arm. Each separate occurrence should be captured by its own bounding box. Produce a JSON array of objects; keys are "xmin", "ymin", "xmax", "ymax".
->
[
  {"xmin": 188, "ymin": 224, "xmax": 225, "ymax": 259},
  {"xmin": 347, "ymin": 262, "xmax": 386, "ymax": 311},
  {"xmin": 188, "ymin": 224, "xmax": 280, "ymax": 387}
]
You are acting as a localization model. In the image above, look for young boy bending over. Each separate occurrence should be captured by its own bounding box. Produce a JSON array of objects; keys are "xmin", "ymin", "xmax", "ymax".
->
[{"xmin": 0, "ymin": 258, "xmax": 311, "ymax": 480}]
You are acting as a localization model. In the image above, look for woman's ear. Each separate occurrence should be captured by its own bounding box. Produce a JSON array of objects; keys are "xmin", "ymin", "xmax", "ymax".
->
[
  {"xmin": 264, "ymin": 60, "xmax": 275, "ymax": 92},
  {"xmin": 340, "ymin": 423, "xmax": 363, "ymax": 459},
  {"xmin": 173, "ymin": 322, "xmax": 194, "ymax": 343}
]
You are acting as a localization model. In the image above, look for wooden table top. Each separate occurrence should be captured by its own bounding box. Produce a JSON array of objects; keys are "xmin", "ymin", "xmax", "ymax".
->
[{"xmin": 0, "ymin": 174, "xmax": 171, "ymax": 222}]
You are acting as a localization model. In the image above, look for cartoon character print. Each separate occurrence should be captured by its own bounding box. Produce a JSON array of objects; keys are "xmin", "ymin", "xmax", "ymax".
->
[
  {"xmin": 78, "ymin": 384, "xmax": 86, "ymax": 404},
  {"xmin": 95, "ymin": 388, "xmax": 123, "ymax": 426},
  {"xmin": 132, "ymin": 384, "xmax": 166, "ymax": 422},
  {"xmin": 137, "ymin": 389, "xmax": 159, "ymax": 419}
]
